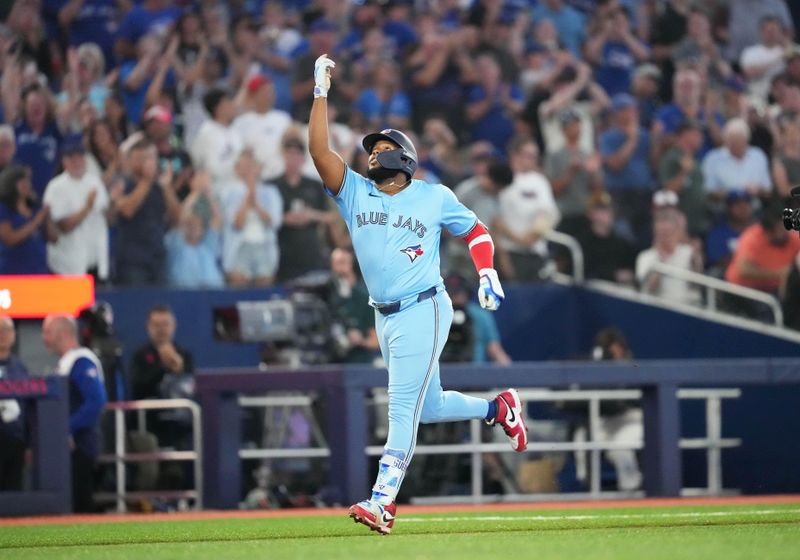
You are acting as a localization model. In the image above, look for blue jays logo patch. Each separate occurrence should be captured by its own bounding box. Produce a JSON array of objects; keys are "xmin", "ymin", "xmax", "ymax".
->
[{"xmin": 401, "ymin": 245, "xmax": 424, "ymax": 262}]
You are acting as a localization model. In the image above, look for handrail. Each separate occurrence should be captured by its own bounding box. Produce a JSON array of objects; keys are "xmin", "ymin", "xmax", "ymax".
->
[
  {"xmin": 545, "ymin": 230, "xmax": 585, "ymax": 283},
  {"xmin": 644, "ymin": 261, "xmax": 783, "ymax": 326},
  {"xmin": 97, "ymin": 398, "xmax": 203, "ymax": 512},
  {"xmin": 367, "ymin": 387, "xmax": 740, "ymax": 501}
]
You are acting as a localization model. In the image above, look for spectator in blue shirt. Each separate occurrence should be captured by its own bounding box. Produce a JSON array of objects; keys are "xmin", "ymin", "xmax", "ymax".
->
[
  {"xmin": 165, "ymin": 171, "xmax": 225, "ymax": 289},
  {"xmin": 0, "ymin": 164, "xmax": 53, "ymax": 275},
  {"xmin": 115, "ymin": 0, "xmax": 182, "ymax": 61},
  {"xmin": 585, "ymin": 6, "xmax": 650, "ymax": 97},
  {"xmin": 705, "ymin": 191, "xmax": 755, "ymax": 277},
  {"xmin": 532, "ymin": 0, "xmax": 586, "ymax": 57},
  {"xmin": 119, "ymin": 34, "xmax": 176, "ymax": 125},
  {"xmin": 255, "ymin": 3, "xmax": 307, "ymax": 114},
  {"xmin": 351, "ymin": 58, "xmax": 411, "ymax": 132},
  {"xmin": 465, "ymin": 53, "xmax": 524, "ymax": 155},
  {"xmin": 600, "ymin": 93, "xmax": 655, "ymax": 245},
  {"xmin": 652, "ymin": 67, "xmax": 724, "ymax": 159},
  {"xmin": 54, "ymin": 0, "xmax": 121, "ymax": 68},
  {"xmin": 42, "ymin": 314, "xmax": 108, "ymax": 513},
  {"xmin": 14, "ymin": 85, "xmax": 63, "ymax": 200},
  {"xmin": 0, "ymin": 317, "xmax": 30, "ymax": 492}
]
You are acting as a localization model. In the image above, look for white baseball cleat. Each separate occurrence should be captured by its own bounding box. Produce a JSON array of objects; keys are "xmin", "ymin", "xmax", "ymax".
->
[{"xmin": 486, "ymin": 388, "xmax": 528, "ymax": 452}]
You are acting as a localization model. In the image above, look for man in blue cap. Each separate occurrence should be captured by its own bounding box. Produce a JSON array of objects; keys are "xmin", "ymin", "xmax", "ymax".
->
[{"xmin": 600, "ymin": 92, "xmax": 655, "ymax": 246}]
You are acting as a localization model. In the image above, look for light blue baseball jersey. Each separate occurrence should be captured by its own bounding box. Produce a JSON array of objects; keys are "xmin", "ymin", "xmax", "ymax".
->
[{"xmin": 328, "ymin": 167, "xmax": 478, "ymax": 303}]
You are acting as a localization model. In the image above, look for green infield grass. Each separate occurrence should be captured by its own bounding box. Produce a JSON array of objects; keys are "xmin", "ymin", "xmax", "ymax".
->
[{"xmin": 1, "ymin": 502, "xmax": 799, "ymax": 560}]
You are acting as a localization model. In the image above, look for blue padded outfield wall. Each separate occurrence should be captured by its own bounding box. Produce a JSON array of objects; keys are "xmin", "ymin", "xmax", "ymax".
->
[
  {"xmin": 98, "ymin": 284, "xmax": 800, "ymax": 496},
  {"xmin": 99, "ymin": 283, "xmax": 800, "ymax": 368}
]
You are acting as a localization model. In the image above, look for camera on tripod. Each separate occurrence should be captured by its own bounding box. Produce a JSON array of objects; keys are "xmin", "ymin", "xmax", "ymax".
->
[{"xmin": 784, "ymin": 186, "xmax": 800, "ymax": 233}]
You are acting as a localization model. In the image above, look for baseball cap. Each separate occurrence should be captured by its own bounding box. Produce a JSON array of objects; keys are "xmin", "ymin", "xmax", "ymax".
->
[
  {"xmin": 246, "ymin": 74, "xmax": 272, "ymax": 93},
  {"xmin": 726, "ymin": 191, "xmax": 753, "ymax": 204},
  {"xmin": 587, "ymin": 191, "xmax": 612, "ymax": 209},
  {"xmin": 611, "ymin": 93, "xmax": 636, "ymax": 112},
  {"xmin": 652, "ymin": 189, "xmax": 679, "ymax": 208},
  {"xmin": 675, "ymin": 118, "xmax": 703, "ymax": 134},
  {"xmin": 723, "ymin": 75, "xmax": 746, "ymax": 93},
  {"xmin": 553, "ymin": 65, "xmax": 578, "ymax": 85},
  {"xmin": 143, "ymin": 105, "xmax": 173, "ymax": 124},
  {"xmin": 282, "ymin": 137, "xmax": 306, "ymax": 151},
  {"xmin": 558, "ymin": 108, "xmax": 581, "ymax": 127},
  {"xmin": 308, "ymin": 18, "xmax": 337, "ymax": 33},
  {"xmin": 60, "ymin": 137, "xmax": 86, "ymax": 156},
  {"xmin": 633, "ymin": 63, "xmax": 662, "ymax": 82},
  {"xmin": 524, "ymin": 41, "xmax": 547, "ymax": 55},
  {"xmin": 496, "ymin": 9, "xmax": 516, "ymax": 25}
]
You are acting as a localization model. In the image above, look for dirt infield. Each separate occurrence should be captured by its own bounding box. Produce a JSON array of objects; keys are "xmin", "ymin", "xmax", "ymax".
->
[{"xmin": 3, "ymin": 495, "xmax": 800, "ymax": 527}]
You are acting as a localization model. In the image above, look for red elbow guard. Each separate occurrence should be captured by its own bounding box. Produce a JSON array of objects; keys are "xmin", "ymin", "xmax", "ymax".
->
[{"xmin": 462, "ymin": 222, "xmax": 494, "ymax": 273}]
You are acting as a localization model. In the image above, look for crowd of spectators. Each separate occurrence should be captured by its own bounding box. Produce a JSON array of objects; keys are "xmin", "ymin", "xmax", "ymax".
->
[{"xmin": 0, "ymin": 0, "xmax": 799, "ymax": 324}]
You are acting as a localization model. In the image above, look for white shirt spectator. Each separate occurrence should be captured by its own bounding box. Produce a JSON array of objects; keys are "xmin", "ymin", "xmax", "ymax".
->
[
  {"xmin": 43, "ymin": 171, "xmax": 109, "ymax": 279},
  {"xmin": 190, "ymin": 120, "xmax": 243, "ymax": 190},
  {"xmin": 539, "ymin": 101, "xmax": 596, "ymax": 156},
  {"xmin": 231, "ymin": 109, "xmax": 292, "ymax": 181},
  {"xmin": 219, "ymin": 179, "xmax": 284, "ymax": 275},
  {"xmin": 636, "ymin": 243, "xmax": 699, "ymax": 306},
  {"xmin": 701, "ymin": 146, "xmax": 771, "ymax": 195},
  {"xmin": 497, "ymin": 171, "xmax": 561, "ymax": 257},
  {"xmin": 740, "ymin": 44, "xmax": 785, "ymax": 101}
]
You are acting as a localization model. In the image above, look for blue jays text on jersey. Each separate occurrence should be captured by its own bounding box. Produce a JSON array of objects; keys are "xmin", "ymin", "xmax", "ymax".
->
[
  {"xmin": 327, "ymin": 167, "xmax": 478, "ymax": 304},
  {"xmin": 354, "ymin": 212, "xmax": 428, "ymax": 238}
]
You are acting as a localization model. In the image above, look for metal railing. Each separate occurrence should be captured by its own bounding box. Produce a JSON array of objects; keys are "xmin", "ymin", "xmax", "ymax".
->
[
  {"xmin": 238, "ymin": 394, "xmax": 329, "ymax": 460},
  {"xmin": 233, "ymin": 388, "xmax": 740, "ymax": 504},
  {"xmin": 545, "ymin": 230, "xmax": 585, "ymax": 283},
  {"xmin": 95, "ymin": 399, "xmax": 203, "ymax": 513},
  {"xmin": 366, "ymin": 387, "xmax": 740, "ymax": 503},
  {"xmin": 644, "ymin": 261, "xmax": 783, "ymax": 326}
]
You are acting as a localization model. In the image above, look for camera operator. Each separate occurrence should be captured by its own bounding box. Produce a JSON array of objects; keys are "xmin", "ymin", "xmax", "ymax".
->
[
  {"xmin": 569, "ymin": 327, "xmax": 642, "ymax": 492},
  {"xmin": 328, "ymin": 247, "xmax": 379, "ymax": 364},
  {"xmin": 443, "ymin": 273, "xmax": 512, "ymax": 365},
  {"xmin": 783, "ymin": 252, "xmax": 800, "ymax": 330},
  {"xmin": 79, "ymin": 302, "xmax": 126, "ymax": 402},
  {"xmin": 725, "ymin": 201, "xmax": 800, "ymax": 320},
  {"xmin": 0, "ymin": 316, "xmax": 29, "ymax": 492},
  {"xmin": 781, "ymin": 188, "xmax": 800, "ymax": 329}
]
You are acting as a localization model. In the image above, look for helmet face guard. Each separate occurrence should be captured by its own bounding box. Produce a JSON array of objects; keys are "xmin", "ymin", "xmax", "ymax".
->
[{"xmin": 362, "ymin": 129, "xmax": 418, "ymax": 179}]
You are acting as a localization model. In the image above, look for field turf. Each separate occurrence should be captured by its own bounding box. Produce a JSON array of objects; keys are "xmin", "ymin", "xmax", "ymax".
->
[{"xmin": 1, "ymin": 501, "xmax": 799, "ymax": 560}]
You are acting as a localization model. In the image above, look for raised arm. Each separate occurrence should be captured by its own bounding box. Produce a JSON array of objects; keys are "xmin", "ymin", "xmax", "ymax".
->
[{"xmin": 308, "ymin": 55, "xmax": 345, "ymax": 193}]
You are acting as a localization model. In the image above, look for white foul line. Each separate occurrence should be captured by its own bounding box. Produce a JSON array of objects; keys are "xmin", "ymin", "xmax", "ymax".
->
[{"xmin": 400, "ymin": 508, "xmax": 800, "ymax": 523}]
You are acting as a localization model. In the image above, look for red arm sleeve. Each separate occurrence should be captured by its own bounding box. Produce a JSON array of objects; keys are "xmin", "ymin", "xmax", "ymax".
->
[{"xmin": 462, "ymin": 222, "xmax": 494, "ymax": 274}]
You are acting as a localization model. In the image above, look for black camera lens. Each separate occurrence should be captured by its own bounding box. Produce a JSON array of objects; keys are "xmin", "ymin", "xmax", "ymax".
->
[{"xmin": 784, "ymin": 209, "xmax": 794, "ymax": 231}]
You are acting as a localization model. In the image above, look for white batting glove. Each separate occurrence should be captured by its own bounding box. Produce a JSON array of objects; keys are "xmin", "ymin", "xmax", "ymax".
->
[
  {"xmin": 478, "ymin": 268, "xmax": 505, "ymax": 311},
  {"xmin": 314, "ymin": 54, "xmax": 335, "ymax": 98}
]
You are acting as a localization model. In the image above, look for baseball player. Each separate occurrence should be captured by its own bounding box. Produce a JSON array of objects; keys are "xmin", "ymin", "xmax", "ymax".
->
[{"xmin": 309, "ymin": 54, "xmax": 528, "ymax": 535}]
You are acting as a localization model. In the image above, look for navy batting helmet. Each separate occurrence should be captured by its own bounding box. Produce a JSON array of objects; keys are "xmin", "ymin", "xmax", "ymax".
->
[{"xmin": 362, "ymin": 128, "xmax": 418, "ymax": 179}]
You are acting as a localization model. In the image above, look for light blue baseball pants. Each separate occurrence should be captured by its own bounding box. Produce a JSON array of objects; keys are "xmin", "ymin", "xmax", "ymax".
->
[{"xmin": 369, "ymin": 289, "xmax": 489, "ymax": 503}]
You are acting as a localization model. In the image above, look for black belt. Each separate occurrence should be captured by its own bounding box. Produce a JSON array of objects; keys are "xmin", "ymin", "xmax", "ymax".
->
[{"xmin": 375, "ymin": 286, "xmax": 438, "ymax": 316}]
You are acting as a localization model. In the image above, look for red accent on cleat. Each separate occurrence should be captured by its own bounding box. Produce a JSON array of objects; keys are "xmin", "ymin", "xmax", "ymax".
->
[
  {"xmin": 348, "ymin": 500, "xmax": 397, "ymax": 535},
  {"xmin": 487, "ymin": 388, "xmax": 528, "ymax": 452}
]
